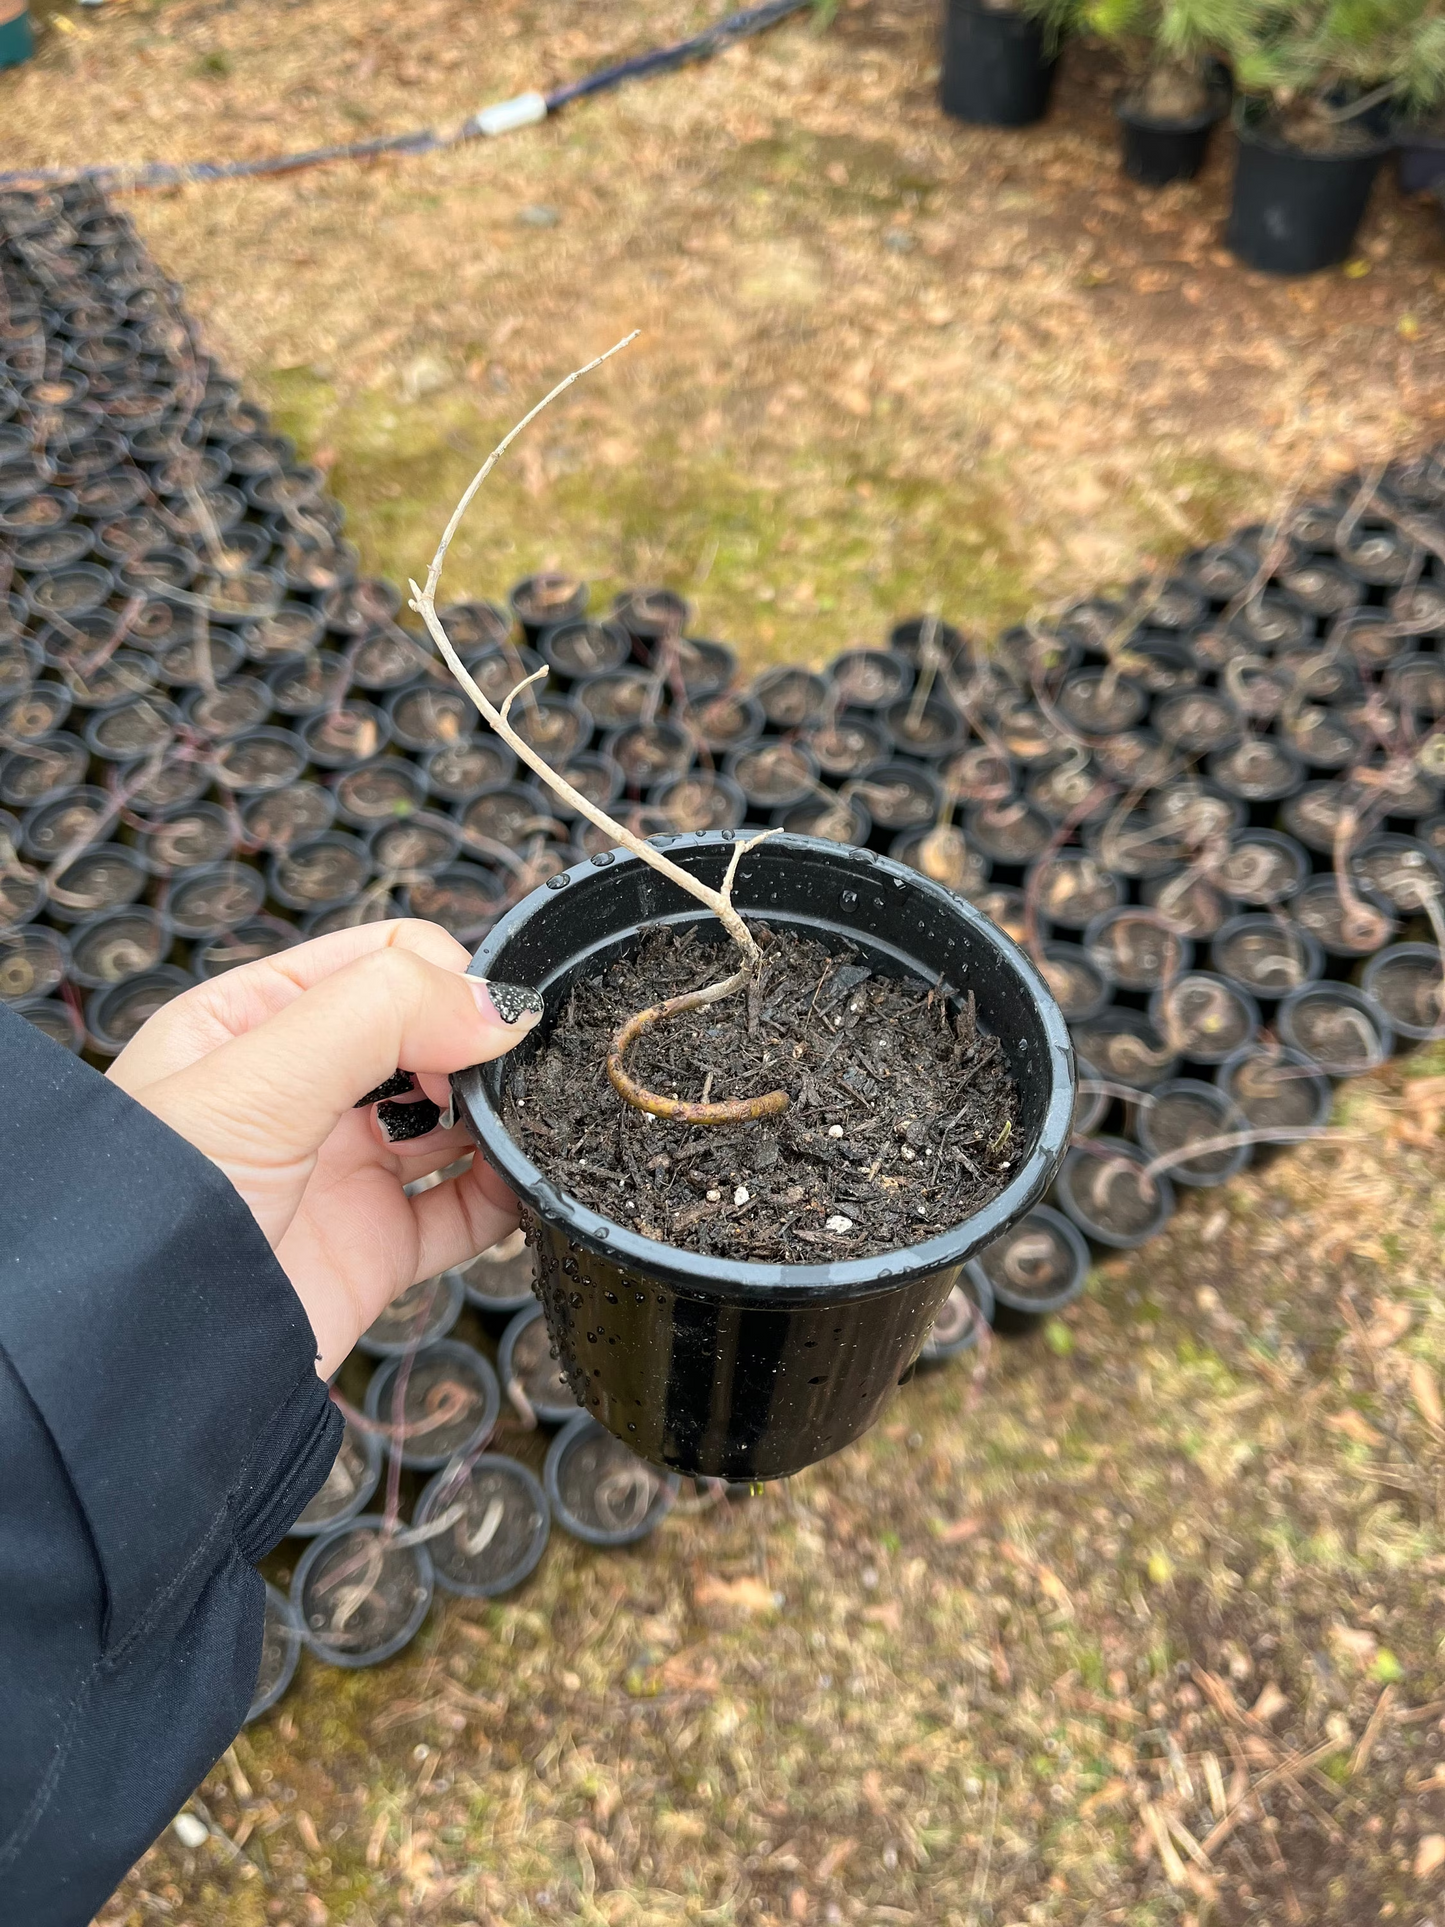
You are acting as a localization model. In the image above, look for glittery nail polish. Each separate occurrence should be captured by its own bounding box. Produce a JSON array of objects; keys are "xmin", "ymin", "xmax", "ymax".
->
[
  {"xmin": 354, "ymin": 1069, "xmax": 417, "ymax": 1109},
  {"xmin": 376, "ymin": 1096, "xmax": 442, "ymax": 1143},
  {"xmin": 476, "ymin": 980, "xmax": 544, "ymax": 1027}
]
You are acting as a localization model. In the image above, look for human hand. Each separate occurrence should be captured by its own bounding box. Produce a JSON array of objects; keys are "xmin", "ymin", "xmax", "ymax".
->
[{"xmin": 105, "ymin": 919, "xmax": 542, "ymax": 1377}]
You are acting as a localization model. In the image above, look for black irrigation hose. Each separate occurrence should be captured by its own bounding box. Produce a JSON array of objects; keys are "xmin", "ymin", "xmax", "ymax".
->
[{"xmin": 0, "ymin": 0, "xmax": 814, "ymax": 193}]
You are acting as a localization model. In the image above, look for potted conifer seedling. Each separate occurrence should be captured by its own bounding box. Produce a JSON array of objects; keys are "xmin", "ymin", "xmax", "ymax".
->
[
  {"xmin": 412, "ymin": 341, "xmax": 1076, "ymax": 1484},
  {"xmin": 940, "ymin": 0, "xmax": 1075, "ymax": 129},
  {"xmin": 1388, "ymin": 4, "xmax": 1445, "ymax": 192},
  {"xmin": 1222, "ymin": 0, "xmax": 1414, "ymax": 274},
  {"xmin": 1092, "ymin": 0, "xmax": 1235, "ymax": 186}
]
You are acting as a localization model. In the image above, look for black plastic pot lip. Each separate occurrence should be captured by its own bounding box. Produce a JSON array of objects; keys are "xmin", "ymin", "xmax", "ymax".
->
[
  {"xmin": 453, "ymin": 830, "xmax": 1075, "ymax": 1304},
  {"xmin": 1231, "ymin": 96, "xmax": 1395, "ymax": 161}
]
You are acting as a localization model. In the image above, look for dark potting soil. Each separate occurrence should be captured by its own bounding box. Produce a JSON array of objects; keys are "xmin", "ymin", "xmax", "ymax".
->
[{"xmin": 504, "ymin": 926, "xmax": 1021, "ymax": 1264}]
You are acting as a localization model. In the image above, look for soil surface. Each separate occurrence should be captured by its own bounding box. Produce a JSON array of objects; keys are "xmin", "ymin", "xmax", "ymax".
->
[{"xmin": 504, "ymin": 926, "xmax": 1020, "ymax": 1262}]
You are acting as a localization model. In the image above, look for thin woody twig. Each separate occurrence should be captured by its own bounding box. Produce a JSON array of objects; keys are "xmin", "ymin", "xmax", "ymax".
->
[{"xmin": 409, "ymin": 334, "xmax": 790, "ymax": 1124}]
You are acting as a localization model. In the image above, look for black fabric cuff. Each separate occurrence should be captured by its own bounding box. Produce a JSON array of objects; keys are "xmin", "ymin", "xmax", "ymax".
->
[{"xmin": 0, "ymin": 1006, "xmax": 340, "ymax": 1646}]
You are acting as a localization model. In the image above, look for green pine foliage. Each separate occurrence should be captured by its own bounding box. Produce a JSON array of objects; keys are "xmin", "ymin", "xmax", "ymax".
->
[
  {"xmin": 1213, "ymin": 2, "xmax": 1445, "ymax": 111},
  {"xmin": 1017, "ymin": 0, "xmax": 1445, "ymax": 113}
]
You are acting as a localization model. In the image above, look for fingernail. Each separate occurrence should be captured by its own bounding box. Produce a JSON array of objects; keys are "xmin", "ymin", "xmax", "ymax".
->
[
  {"xmin": 377, "ymin": 1096, "xmax": 442, "ymax": 1143},
  {"xmin": 471, "ymin": 979, "xmax": 544, "ymax": 1028},
  {"xmin": 355, "ymin": 1069, "xmax": 417, "ymax": 1109}
]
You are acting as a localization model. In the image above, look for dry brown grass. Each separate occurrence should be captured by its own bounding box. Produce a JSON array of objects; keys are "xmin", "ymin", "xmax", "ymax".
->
[
  {"xmin": 11, "ymin": 1, "xmax": 1445, "ymax": 1919},
  {"xmin": 97, "ymin": 1051, "xmax": 1445, "ymax": 1926},
  {"xmin": 8, "ymin": 0, "xmax": 1445, "ymax": 665}
]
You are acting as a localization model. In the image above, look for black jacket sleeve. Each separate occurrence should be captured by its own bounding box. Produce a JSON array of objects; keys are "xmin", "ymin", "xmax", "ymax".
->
[{"xmin": 0, "ymin": 1005, "xmax": 343, "ymax": 1926}]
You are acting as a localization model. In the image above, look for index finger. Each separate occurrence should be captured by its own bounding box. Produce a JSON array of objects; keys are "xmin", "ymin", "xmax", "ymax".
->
[{"xmin": 108, "ymin": 918, "xmax": 472, "ymax": 1091}]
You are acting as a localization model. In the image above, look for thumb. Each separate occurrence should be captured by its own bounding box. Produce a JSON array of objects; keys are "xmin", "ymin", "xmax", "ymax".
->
[{"xmin": 146, "ymin": 949, "xmax": 541, "ymax": 1169}]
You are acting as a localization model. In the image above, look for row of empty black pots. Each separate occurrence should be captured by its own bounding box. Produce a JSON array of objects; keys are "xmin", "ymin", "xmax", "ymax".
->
[{"xmin": 6, "ymin": 184, "xmax": 1445, "ymax": 1693}]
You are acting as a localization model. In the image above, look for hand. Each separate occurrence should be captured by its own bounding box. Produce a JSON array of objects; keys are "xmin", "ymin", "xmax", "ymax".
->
[{"xmin": 106, "ymin": 919, "xmax": 542, "ymax": 1377}]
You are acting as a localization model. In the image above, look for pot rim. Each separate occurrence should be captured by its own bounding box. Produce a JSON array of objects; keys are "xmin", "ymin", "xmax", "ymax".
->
[
  {"xmin": 453, "ymin": 830, "xmax": 1075, "ymax": 1302},
  {"xmin": 1232, "ymin": 97, "xmax": 1395, "ymax": 161},
  {"xmin": 1116, "ymin": 86, "xmax": 1229, "ymax": 136}
]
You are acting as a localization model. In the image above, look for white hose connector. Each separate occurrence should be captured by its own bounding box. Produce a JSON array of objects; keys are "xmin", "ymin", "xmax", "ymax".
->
[{"xmin": 473, "ymin": 92, "xmax": 549, "ymax": 138}]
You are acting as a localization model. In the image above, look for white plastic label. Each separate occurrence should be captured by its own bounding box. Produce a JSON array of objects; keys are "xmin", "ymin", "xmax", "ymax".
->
[{"xmin": 475, "ymin": 92, "xmax": 548, "ymax": 138}]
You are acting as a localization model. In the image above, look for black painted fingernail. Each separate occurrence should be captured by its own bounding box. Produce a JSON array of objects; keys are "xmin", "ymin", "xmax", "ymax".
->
[
  {"xmin": 377, "ymin": 1096, "xmax": 442, "ymax": 1143},
  {"xmin": 476, "ymin": 979, "xmax": 544, "ymax": 1027},
  {"xmin": 355, "ymin": 1069, "xmax": 417, "ymax": 1108}
]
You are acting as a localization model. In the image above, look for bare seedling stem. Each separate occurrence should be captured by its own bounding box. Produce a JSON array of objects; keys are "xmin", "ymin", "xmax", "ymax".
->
[{"xmin": 408, "ymin": 333, "xmax": 789, "ymax": 1123}]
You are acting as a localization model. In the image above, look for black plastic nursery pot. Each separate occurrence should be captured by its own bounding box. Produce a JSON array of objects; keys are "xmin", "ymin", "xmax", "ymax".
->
[
  {"xmin": 918, "ymin": 1264, "xmax": 992, "ymax": 1363},
  {"xmin": 499, "ymin": 1300, "xmax": 582, "ymax": 1425},
  {"xmin": 1054, "ymin": 1138, "xmax": 1176, "ymax": 1251},
  {"xmin": 246, "ymin": 1583, "xmax": 302, "ymax": 1724},
  {"xmin": 453, "ymin": 1226, "xmax": 539, "ymax": 1317},
  {"xmin": 290, "ymin": 1516, "xmax": 433, "ymax": 1669},
  {"xmin": 544, "ymin": 1414, "xmax": 682, "ymax": 1546},
  {"xmin": 1396, "ymin": 125, "xmax": 1445, "ymax": 197},
  {"xmin": 969, "ymin": 1200, "xmax": 1089, "ymax": 1326},
  {"xmin": 414, "ymin": 1455, "xmax": 551, "ymax": 1598},
  {"xmin": 452, "ymin": 832, "xmax": 1075, "ymax": 1482},
  {"xmin": 1225, "ymin": 107, "xmax": 1392, "ymax": 277},
  {"xmin": 1118, "ymin": 83, "xmax": 1227, "ymax": 189},
  {"xmin": 356, "ymin": 1269, "xmax": 464, "ymax": 1358},
  {"xmin": 363, "ymin": 1339, "xmax": 501, "ymax": 1472},
  {"xmin": 1362, "ymin": 944, "xmax": 1445, "ymax": 1043},
  {"xmin": 1277, "ymin": 981, "xmax": 1393, "ymax": 1078},
  {"xmin": 940, "ymin": 0, "xmax": 1057, "ymax": 130},
  {"xmin": 1215, "ymin": 1043, "xmax": 1333, "ymax": 1139},
  {"xmin": 288, "ymin": 1417, "xmax": 382, "ymax": 1538},
  {"xmin": 1136, "ymin": 1078, "xmax": 1251, "ymax": 1188}
]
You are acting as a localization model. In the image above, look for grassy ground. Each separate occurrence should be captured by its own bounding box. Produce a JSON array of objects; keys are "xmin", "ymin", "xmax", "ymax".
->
[
  {"xmin": 9, "ymin": 0, "xmax": 1445, "ymax": 1920},
  {"xmin": 8, "ymin": 0, "xmax": 1445, "ymax": 667}
]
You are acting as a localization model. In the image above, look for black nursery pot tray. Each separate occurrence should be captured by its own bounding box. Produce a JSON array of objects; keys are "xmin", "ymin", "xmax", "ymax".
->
[{"xmin": 452, "ymin": 832, "xmax": 1074, "ymax": 1482}]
